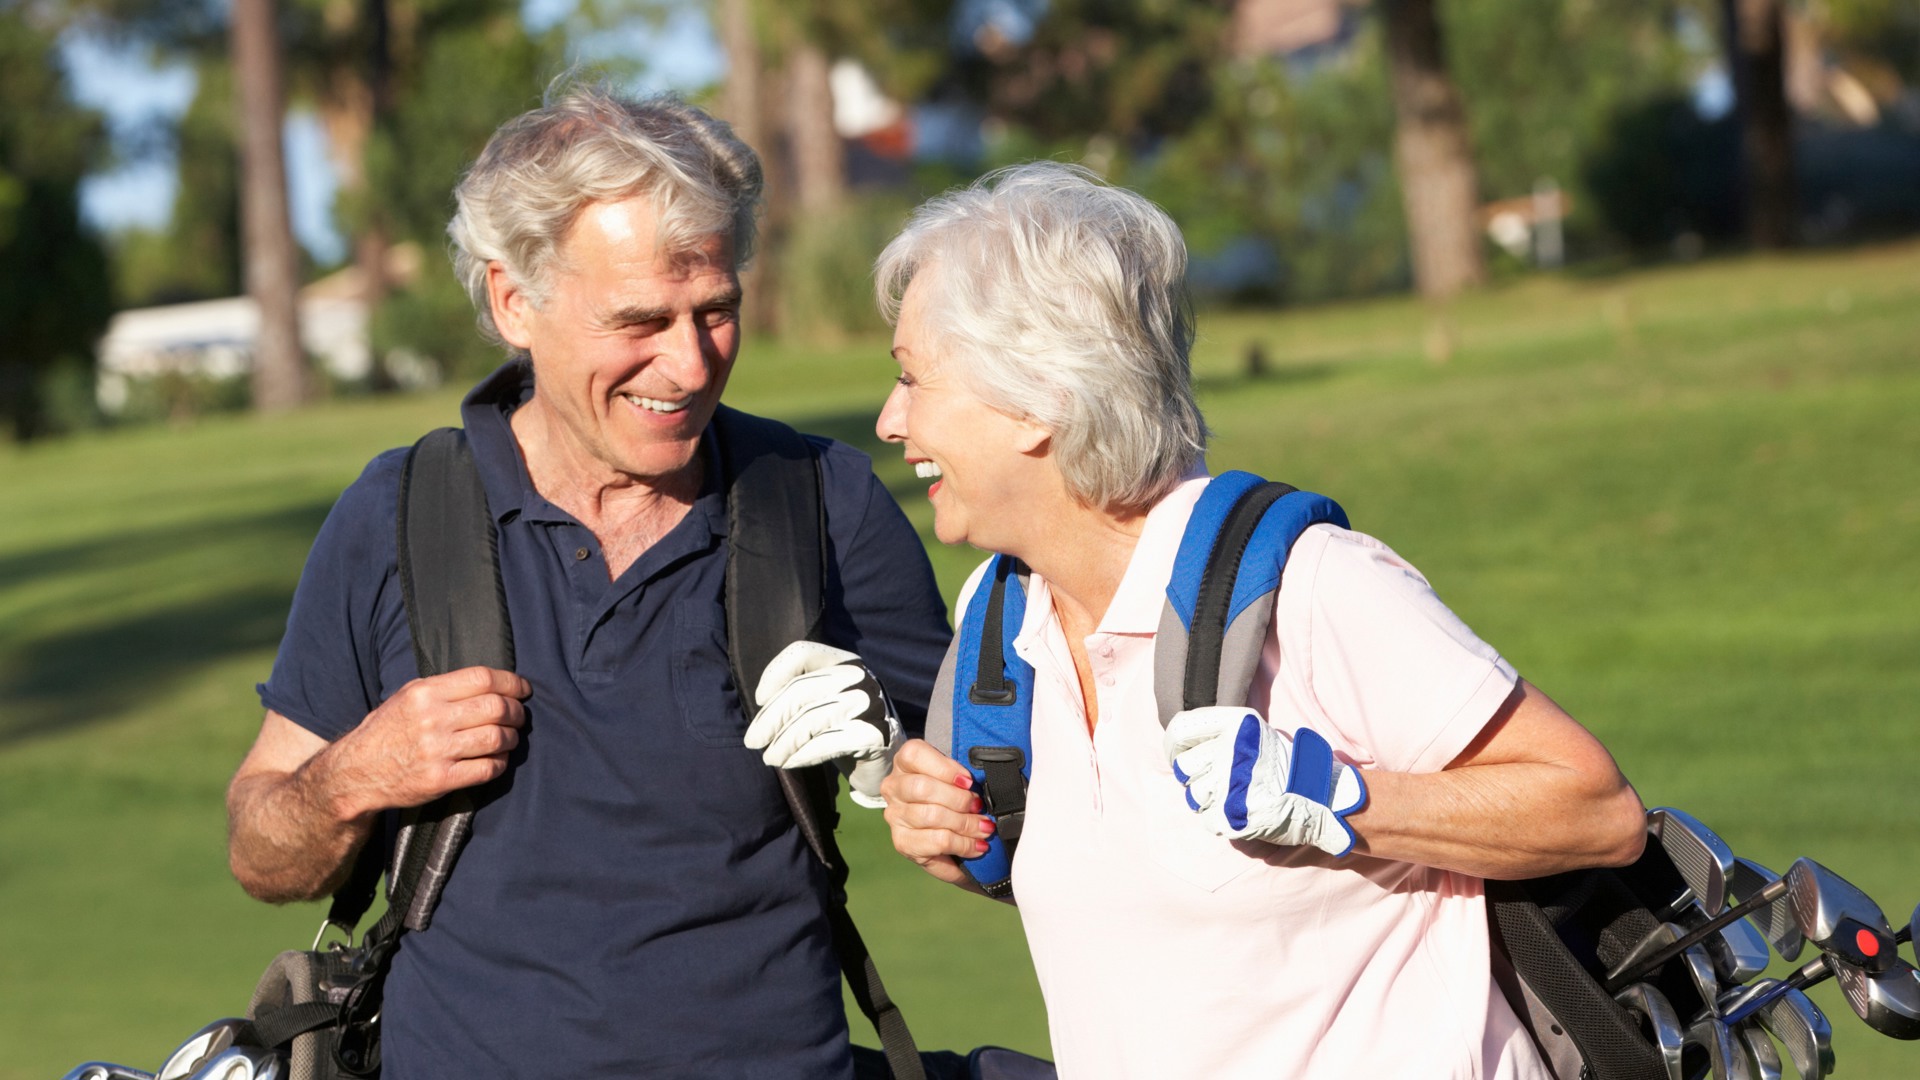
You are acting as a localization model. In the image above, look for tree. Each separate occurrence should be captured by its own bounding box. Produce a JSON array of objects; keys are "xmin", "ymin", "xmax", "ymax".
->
[
  {"xmin": 230, "ymin": 0, "xmax": 311, "ymax": 410},
  {"xmin": 1723, "ymin": 0, "xmax": 1796, "ymax": 248},
  {"xmin": 1378, "ymin": 0, "xmax": 1486, "ymax": 298},
  {"xmin": 0, "ymin": 8, "xmax": 115, "ymax": 441}
]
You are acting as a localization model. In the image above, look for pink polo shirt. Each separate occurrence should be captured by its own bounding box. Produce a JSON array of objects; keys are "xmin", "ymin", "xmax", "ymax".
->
[{"xmin": 962, "ymin": 475, "xmax": 1548, "ymax": 1079}]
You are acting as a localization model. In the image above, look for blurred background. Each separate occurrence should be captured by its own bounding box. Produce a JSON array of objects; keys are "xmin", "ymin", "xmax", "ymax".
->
[{"xmin": 2, "ymin": 0, "xmax": 1918, "ymax": 1075}]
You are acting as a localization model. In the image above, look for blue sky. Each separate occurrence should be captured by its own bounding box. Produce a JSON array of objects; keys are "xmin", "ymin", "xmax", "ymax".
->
[{"xmin": 64, "ymin": 0, "xmax": 725, "ymax": 265}]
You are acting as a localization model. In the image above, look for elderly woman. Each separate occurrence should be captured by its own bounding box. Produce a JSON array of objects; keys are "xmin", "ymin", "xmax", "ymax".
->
[{"xmin": 873, "ymin": 163, "xmax": 1648, "ymax": 1078}]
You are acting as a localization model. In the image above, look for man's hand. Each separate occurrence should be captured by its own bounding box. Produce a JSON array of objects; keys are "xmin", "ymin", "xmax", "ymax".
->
[
  {"xmin": 227, "ymin": 666, "xmax": 530, "ymax": 902},
  {"xmin": 746, "ymin": 642, "xmax": 902, "ymax": 808},
  {"xmin": 325, "ymin": 666, "xmax": 531, "ymax": 818},
  {"xmin": 879, "ymin": 739, "xmax": 995, "ymax": 890},
  {"xmin": 1163, "ymin": 706, "xmax": 1367, "ymax": 857}
]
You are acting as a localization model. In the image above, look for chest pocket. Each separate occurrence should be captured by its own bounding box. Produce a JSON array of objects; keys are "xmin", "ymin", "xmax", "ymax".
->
[{"xmin": 670, "ymin": 599, "xmax": 749, "ymax": 747}]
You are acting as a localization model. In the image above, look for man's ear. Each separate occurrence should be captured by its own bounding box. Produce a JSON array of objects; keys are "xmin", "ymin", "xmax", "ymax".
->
[{"xmin": 486, "ymin": 262, "xmax": 536, "ymax": 351}]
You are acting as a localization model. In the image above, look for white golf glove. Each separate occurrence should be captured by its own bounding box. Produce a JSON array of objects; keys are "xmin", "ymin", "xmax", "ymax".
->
[
  {"xmin": 746, "ymin": 641, "xmax": 902, "ymax": 809},
  {"xmin": 1163, "ymin": 706, "xmax": 1368, "ymax": 857}
]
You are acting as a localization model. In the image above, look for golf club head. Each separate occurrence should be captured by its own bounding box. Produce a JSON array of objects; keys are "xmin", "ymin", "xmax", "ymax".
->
[
  {"xmin": 60, "ymin": 1065, "xmax": 157, "ymax": 1080},
  {"xmin": 1732, "ymin": 1022, "xmax": 1783, "ymax": 1080},
  {"xmin": 1733, "ymin": 857, "xmax": 1805, "ymax": 962},
  {"xmin": 1753, "ymin": 987, "xmax": 1835, "ymax": 1080},
  {"xmin": 1678, "ymin": 941, "xmax": 1723, "ymax": 1021},
  {"xmin": 155, "ymin": 1019, "xmax": 249, "ymax": 1080},
  {"xmin": 1650, "ymin": 807, "xmax": 1736, "ymax": 916},
  {"xmin": 1705, "ymin": 914, "xmax": 1774, "ymax": 986},
  {"xmin": 1615, "ymin": 982, "xmax": 1687, "ymax": 1080},
  {"xmin": 1683, "ymin": 1016, "xmax": 1737, "ymax": 1080},
  {"xmin": 183, "ymin": 1047, "xmax": 279, "ymax": 1080},
  {"xmin": 1832, "ymin": 956, "xmax": 1920, "ymax": 1039},
  {"xmin": 1784, "ymin": 857, "xmax": 1898, "ymax": 974}
]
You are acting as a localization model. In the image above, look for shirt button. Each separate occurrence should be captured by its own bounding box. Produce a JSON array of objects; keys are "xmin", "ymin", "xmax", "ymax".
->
[
  {"xmin": 1098, "ymin": 672, "xmax": 1115, "ymax": 687},
  {"xmin": 574, "ymin": 547, "xmax": 591, "ymax": 561}
]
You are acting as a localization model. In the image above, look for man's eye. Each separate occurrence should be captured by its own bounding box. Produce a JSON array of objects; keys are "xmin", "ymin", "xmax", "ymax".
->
[{"xmin": 703, "ymin": 308, "xmax": 739, "ymax": 327}]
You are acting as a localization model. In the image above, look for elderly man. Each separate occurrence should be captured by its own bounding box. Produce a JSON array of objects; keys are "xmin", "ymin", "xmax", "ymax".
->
[{"xmin": 226, "ymin": 86, "xmax": 949, "ymax": 1077}]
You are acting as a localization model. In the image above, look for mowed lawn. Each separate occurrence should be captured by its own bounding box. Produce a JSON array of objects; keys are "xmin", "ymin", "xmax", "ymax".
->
[{"xmin": 3, "ymin": 240, "xmax": 1917, "ymax": 1077}]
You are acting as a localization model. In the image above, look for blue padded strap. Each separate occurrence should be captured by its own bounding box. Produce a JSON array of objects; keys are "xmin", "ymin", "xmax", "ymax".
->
[
  {"xmin": 1229, "ymin": 490, "xmax": 1350, "ymax": 628},
  {"xmin": 1166, "ymin": 471, "xmax": 1266, "ymax": 631},
  {"xmin": 949, "ymin": 555, "xmax": 1034, "ymax": 896}
]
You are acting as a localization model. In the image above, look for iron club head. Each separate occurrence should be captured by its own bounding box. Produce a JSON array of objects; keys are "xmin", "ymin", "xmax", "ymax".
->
[
  {"xmin": 1732, "ymin": 857, "xmax": 1805, "ymax": 963},
  {"xmin": 155, "ymin": 1019, "xmax": 250, "ymax": 1080},
  {"xmin": 1615, "ymin": 981, "xmax": 1686, "ymax": 1080},
  {"xmin": 1650, "ymin": 807, "xmax": 1736, "ymax": 916},
  {"xmin": 1732, "ymin": 1021, "xmax": 1784, "ymax": 1080}
]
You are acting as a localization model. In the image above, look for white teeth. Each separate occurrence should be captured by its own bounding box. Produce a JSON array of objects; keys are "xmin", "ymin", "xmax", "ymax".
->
[
  {"xmin": 622, "ymin": 393, "xmax": 688, "ymax": 414},
  {"xmin": 914, "ymin": 461, "xmax": 942, "ymax": 479}
]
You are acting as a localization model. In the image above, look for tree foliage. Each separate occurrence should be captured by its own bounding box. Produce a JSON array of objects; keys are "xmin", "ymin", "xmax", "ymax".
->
[{"xmin": 0, "ymin": 8, "xmax": 115, "ymax": 440}]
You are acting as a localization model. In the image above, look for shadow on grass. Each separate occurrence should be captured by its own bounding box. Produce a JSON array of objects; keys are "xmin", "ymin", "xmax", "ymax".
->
[
  {"xmin": 0, "ymin": 503, "xmax": 332, "ymax": 597},
  {"xmin": 1195, "ymin": 364, "xmax": 1338, "ymax": 394},
  {"xmin": 0, "ymin": 501, "xmax": 336, "ymax": 747}
]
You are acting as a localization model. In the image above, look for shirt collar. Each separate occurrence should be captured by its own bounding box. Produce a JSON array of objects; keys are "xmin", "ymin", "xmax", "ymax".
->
[{"xmin": 455, "ymin": 358, "xmax": 728, "ymax": 541}]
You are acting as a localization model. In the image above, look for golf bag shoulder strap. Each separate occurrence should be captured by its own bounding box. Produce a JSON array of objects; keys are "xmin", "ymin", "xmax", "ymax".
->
[
  {"xmin": 712, "ymin": 406, "xmax": 926, "ymax": 1080},
  {"xmin": 927, "ymin": 472, "xmax": 1346, "ymax": 900},
  {"xmin": 324, "ymin": 427, "xmax": 512, "ymax": 936}
]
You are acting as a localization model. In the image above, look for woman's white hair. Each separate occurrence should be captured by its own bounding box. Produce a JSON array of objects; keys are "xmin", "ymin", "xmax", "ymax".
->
[
  {"xmin": 876, "ymin": 162, "xmax": 1207, "ymax": 513},
  {"xmin": 448, "ymin": 79, "xmax": 762, "ymax": 343}
]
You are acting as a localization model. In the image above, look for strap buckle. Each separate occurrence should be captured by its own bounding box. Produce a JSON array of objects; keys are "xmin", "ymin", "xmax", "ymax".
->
[{"xmin": 967, "ymin": 746, "xmax": 1028, "ymax": 843}]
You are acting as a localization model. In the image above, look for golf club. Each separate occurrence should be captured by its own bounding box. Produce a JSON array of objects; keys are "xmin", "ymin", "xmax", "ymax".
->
[
  {"xmin": 1733, "ymin": 858, "xmax": 1805, "ymax": 962},
  {"xmin": 155, "ymin": 1019, "xmax": 250, "ymax": 1080},
  {"xmin": 1615, "ymin": 981, "xmax": 1686, "ymax": 1080},
  {"xmin": 1719, "ymin": 979, "xmax": 1835, "ymax": 1079},
  {"xmin": 1732, "ymin": 1022, "xmax": 1783, "ymax": 1080},
  {"xmin": 1682, "ymin": 1015, "xmax": 1738, "ymax": 1080},
  {"xmin": 182, "ymin": 1046, "xmax": 280, "ymax": 1080},
  {"xmin": 60, "ymin": 1066, "xmax": 157, "ymax": 1080},
  {"xmin": 1650, "ymin": 807, "xmax": 1736, "ymax": 917},
  {"xmin": 1610, "ymin": 858, "xmax": 1896, "ymax": 991},
  {"xmin": 1830, "ymin": 956, "xmax": 1920, "ymax": 1039}
]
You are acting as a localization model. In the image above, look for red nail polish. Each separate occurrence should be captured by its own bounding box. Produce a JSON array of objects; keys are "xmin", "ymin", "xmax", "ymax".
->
[
  {"xmin": 954, "ymin": 774, "xmax": 973, "ymax": 790},
  {"xmin": 974, "ymin": 839, "xmax": 990, "ymax": 853},
  {"xmin": 980, "ymin": 818, "xmax": 996, "ymax": 835}
]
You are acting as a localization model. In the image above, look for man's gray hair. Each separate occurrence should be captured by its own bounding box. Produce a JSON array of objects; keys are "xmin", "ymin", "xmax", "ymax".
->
[
  {"xmin": 449, "ymin": 80, "xmax": 763, "ymax": 343},
  {"xmin": 876, "ymin": 162, "xmax": 1208, "ymax": 513}
]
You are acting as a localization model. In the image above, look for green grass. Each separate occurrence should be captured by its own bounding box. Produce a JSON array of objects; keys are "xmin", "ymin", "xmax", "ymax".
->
[{"xmin": 5, "ymin": 240, "xmax": 1920, "ymax": 1076}]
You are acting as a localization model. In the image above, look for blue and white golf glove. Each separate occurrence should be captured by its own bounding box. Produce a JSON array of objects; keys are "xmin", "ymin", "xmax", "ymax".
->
[
  {"xmin": 747, "ymin": 642, "xmax": 902, "ymax": 808},
  {"xmin": 1163, "ymin": 706, "xmax": 1368, "ymax": 857}
]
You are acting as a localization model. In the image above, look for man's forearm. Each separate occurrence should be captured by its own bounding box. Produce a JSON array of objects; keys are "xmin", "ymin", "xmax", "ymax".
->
[{"xmin": 227, "ymin": 748, "xmax": 376, "ymax": 904}]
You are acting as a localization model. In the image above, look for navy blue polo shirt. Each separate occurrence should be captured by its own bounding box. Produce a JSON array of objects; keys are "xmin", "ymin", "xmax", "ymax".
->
[{"xmin": 258, "ymin": 362, "xmax": 951, "ymax": 1079}]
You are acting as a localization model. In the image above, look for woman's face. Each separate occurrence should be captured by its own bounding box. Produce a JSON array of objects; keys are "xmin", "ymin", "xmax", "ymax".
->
[{"xmin": 877, "ymin": 272, "xmax": 1049, "ymax": 550}]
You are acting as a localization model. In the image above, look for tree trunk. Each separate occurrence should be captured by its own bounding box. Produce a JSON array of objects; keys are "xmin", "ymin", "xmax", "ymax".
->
[
  {"xmin": 720, "ymin": 0, "xmax": 779, "ymax": 332},
  {"xmin": 785, "ymin": 40, "xmax": 844, "ymax": 215},
  {"xmin": 1723, "ymin": 0, "xmax": 1797, "ymax": 248},
  {"xmin": 231, "ymin": 0, "xmax": 310, "ymax": 410},
  {"xmin": 1380, "ymin": 0, "xmax": 1486, "ymax": 299}
]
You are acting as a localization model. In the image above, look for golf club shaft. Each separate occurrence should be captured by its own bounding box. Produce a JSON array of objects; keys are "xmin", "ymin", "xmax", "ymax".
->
[
  {"xmin": 1608, "ymin": 879, "xmax": 1787, "ymax": 992},
  {"xmin": 1723, "ymin": 921, "xmax": 1914, "ymax": 1026}
]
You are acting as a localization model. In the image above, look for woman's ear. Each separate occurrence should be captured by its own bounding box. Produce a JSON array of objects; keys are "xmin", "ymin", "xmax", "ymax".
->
[{"xmin": 1011, "ymin": 415, "xmax": 1051, "ymax": 456}]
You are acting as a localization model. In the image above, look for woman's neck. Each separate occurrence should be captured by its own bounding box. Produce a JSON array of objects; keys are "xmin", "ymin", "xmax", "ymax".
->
[{"xmin": 1016, "ymin": 498, "xmax": 1149, "ymax": 634}]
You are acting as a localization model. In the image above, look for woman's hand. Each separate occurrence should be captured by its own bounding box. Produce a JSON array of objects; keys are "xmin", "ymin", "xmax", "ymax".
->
[{"xmin": 879, "ymin": 738, "xmax": 997, "ymax": 891}]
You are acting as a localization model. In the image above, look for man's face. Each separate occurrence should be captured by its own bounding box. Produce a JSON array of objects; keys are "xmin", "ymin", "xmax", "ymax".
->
[{"xmin": 490, "ymin": 196, "xmax": 742, "ymax": 488}]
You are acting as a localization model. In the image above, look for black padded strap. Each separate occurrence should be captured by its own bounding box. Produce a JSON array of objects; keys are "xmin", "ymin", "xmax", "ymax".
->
[
  {"xmin": 714, "ymin": 407, "xmax": 924, "ymax": 1080},
  {"xmin": 968, "ymin": 558, "xmax": 1024, "ymax": 705},
  {"xmin": 1182, "ymin": 482, "xmax": 1293, "ymax": 711}
]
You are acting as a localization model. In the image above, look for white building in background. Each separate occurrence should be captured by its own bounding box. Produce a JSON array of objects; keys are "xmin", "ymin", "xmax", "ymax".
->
[{"xmin": 94, "ymin": 245, "xmax": 428, "ymax": 414}]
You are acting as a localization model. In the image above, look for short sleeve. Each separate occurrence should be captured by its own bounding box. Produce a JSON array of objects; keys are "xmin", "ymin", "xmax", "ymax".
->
[
  {"xmin": 1280, "ymin": 525, "xmax": 1518, "ymax": 775},
  {"xmin": 256, "ymin": 449, "xmax": 416, "ymax": 742}
]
